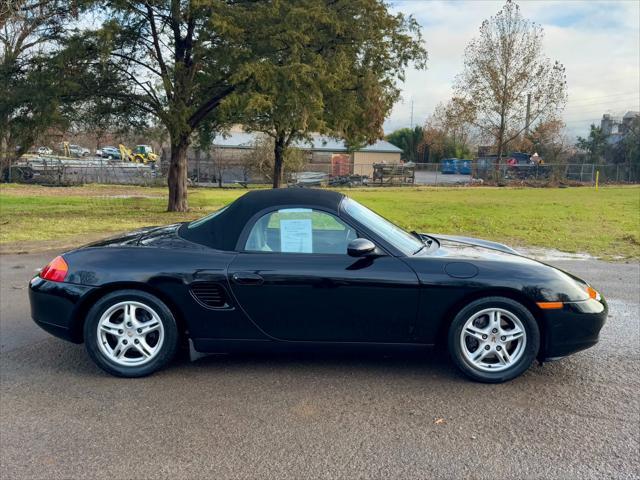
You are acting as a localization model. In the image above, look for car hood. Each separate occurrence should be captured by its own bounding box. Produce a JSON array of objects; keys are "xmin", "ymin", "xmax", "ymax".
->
[
  {"xmin": 416, "ymin": 232, "xmax": 592, "ymax": 298},
  {"xmin": 425, "ymin": 233, "xmax": 519, "ymax": 255}
]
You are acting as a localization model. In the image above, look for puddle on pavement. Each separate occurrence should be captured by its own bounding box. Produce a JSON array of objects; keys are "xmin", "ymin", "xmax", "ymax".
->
[{"xmin": 518, "ymin": 247, "xmax": 598, "ymax": 262}]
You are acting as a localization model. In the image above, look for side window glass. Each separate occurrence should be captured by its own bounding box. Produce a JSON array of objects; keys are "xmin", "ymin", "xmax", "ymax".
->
[{"xmin": 245, "ymin": 208, "xmax": 356, "ymax": 254}]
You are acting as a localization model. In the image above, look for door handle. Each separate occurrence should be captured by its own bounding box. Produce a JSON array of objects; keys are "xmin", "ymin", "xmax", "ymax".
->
[{"xmin": 231, "ymin": 272, "xmax": 264, "ymax": 285}]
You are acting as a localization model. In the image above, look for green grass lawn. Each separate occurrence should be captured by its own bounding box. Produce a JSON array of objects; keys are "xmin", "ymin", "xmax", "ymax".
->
[{"xmin": 1, "ymin": 183, "xmax": 638, "ymax": 259}]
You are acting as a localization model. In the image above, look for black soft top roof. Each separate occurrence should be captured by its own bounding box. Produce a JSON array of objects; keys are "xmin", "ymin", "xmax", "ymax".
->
[{"xmin": 180, "ymin": 188, "xmax": 346, "ymax": 251}]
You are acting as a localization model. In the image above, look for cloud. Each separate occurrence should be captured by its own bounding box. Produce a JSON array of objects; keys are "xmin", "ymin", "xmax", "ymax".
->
[{"xmin": 384, "ymin": 0, "xmax": 640, "ymax": 140}]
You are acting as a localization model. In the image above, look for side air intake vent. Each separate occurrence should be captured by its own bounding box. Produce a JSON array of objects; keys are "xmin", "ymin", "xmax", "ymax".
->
[{"xmin": 190, "ymin": 282, "xmax": 228, "ymax": 308}]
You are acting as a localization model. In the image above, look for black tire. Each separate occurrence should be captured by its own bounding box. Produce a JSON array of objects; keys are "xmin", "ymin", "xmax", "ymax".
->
[
  {"xmin": 83, "ymin": 290, "xmax": 179, "ymax": 378},
  {"xmin": 448, "ymin": 296, "xmax": 540, "ymax": 383}
]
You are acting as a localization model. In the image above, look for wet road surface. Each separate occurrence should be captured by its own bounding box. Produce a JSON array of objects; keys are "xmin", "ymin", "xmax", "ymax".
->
[{"xmin": 1, "ymin": 253, "xmax": 638, "ymax": 479}]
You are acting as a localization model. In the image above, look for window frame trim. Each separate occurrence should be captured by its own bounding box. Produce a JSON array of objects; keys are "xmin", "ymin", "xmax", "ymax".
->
[
  {"xmin": 338, "ymin": 198, "xmax": 416, "ymax": 258},
  {"xmin": 236, "ymin": 204, "xmax": 381, "ymax": 256}
]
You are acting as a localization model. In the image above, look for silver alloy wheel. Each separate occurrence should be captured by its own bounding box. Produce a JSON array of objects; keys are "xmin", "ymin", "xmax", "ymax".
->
[
  {"xmin": 459, "ymin": 307, "xmax": 526, "ymax": 372},
  {"xmin": 97, "ymin": 301, "xmax": 164, "ymax": 367}
]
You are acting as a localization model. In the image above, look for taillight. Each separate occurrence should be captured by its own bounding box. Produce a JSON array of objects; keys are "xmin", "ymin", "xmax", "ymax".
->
[{"xmin": 40, "ymin": 256, "xmax": 68, "ymax": 282}]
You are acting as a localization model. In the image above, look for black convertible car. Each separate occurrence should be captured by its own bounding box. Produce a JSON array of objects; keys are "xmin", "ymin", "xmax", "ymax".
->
[{"xmin": 29, "ymin": 189, "xmax": 607, "ymax": 382}]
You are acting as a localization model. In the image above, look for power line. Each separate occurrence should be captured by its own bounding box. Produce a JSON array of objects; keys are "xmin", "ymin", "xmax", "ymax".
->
[
  {"xmin": 565, "ymin": 101, "xmax": 639, "ymax": 111},
  {"xmin": 567, "ymin": 91, "xmax": 639, "ymax": 101},
  {"xmin": 563, "ymin": 106, "xmax": 640, "ymax": 118},
  {"xmin": 563, "ymin": 119, "xmax": 602, "ymax": 125},
  {"xmin": 565, "ymin": 99, "xmax": 640, "ymax": 110},
  {"xmin": 560, "ymin": 115, "xmax": 640, "ymax": 124}
]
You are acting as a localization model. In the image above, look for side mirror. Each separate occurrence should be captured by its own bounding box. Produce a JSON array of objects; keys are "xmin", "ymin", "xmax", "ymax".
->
[{"xmin": 347, "ymin": 238, "xmax": 376, "ymax": 257}]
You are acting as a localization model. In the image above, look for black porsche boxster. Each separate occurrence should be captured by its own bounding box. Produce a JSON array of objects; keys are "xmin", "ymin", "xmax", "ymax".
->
[{"xmin": 29, "ymin": 189, "xmax": 607, "ymax": 382}]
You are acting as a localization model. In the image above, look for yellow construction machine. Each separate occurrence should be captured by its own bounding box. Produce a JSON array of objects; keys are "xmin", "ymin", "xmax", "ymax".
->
[{"xmin": 118, "ymin": 144, "xmax": 158, "ymax": 164}]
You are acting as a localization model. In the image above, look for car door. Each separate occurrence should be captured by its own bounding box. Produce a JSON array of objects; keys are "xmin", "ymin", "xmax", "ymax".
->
[{"xmin": 227, "ymin": 207, "xmax": 420, "ymax": 343}]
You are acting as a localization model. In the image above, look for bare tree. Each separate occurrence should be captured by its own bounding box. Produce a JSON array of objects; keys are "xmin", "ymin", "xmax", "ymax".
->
[
  {"xmin": 245, "ymin": 135, "xmax": 306, "ymax": 185},
  {"xmin": 245, "ymin": 136, "xmax": 276, "ymax": 184},
  {"xmin": 514, "ymin": 117, "xmax": 570, "ymax": 163},
  {"xmin": 423, "ymin": 98, "xmax": 476, "ymax": 161},
  {"xmin": 453, "ymin": 0, "xmax": 567, "ymax": 160}
]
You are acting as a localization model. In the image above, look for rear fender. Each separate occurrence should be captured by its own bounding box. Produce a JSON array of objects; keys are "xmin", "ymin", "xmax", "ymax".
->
[{"xmin": 71, "ymin": 282, "xmax": 188, "ymax": 342}]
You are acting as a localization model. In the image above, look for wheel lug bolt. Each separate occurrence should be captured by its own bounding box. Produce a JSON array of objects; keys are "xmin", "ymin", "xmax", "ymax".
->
[
  {"xmin": 492, "ymin": 328, "xmax": 498, "ymax": 333},
  {"xmin": 137, "ymin": 328, "xmax": 142, "ymax": 333},
  {"xmin": 482, "ymin": 334, "xmax": 487, "ymax": 339},
  {"xmin": 122, "ymin": 340, "xmax": 128, "ymax": 345},
  {"xmin": 134, "ymin": 339, "xmax": 139, "ymax": 344},
  {"xmin": 118, "ymin": 329, "xmax": 123, "ymax": 334},
  {"xmin": 126, "ymin": 322, "xmax": 132, "ymax": 327},
  {"xmin": 484, "ymin": 345, "xmax": 490, "ymax": 350},
  {"xmin": 496, "ymin": 346, "xmax": 502, "ymax": 351},
  {"xmin": 501, "ymin": 336, "xmax": 506, "ymax": 341}
]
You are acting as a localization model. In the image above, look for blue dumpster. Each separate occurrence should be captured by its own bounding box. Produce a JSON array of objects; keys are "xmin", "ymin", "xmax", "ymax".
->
[
  {"xmin": 440, "ymin": 158, "xmax": 458, "ymax": 174},
  {"xmin": 458, "ymin": 160, "xmax": 471, "ymax": 175}
]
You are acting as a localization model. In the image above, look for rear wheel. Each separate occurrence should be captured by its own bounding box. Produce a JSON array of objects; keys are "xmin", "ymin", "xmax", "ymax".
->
[
  {"xmin": 448, "ymin": 297, "xmax": 539, "ymax": 383},
  {"xmin": 84, "ymin": 290, "xmax": 179, "ymax": 377}
]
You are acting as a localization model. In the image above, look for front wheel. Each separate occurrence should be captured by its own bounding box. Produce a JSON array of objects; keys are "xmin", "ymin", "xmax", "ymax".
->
[
  {"xmin": 84, "ymin": 290, "xmax": 179, "ymax": 377},
  {"xmin": 448, "ymin": 297, "xmax": 540, "ymax": 383}
]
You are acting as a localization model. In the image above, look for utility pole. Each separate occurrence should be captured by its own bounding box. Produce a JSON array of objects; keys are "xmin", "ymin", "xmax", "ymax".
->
[
  {"xmin": 524, "ymin": 93, "xmax": 532, "ymax": 136},
  {"xmin": 410, "ymin": 97, "xmax": 414, "ymax": 129}
]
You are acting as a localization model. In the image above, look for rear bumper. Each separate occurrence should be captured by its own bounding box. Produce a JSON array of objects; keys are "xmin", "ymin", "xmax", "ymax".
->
[
  {"xmin": 541, "ymin": 297, "xmax": 608, "ymax": 360},
  {"xmin": 28, "ymin": 276, "xmax": 95, "ymax": 343}
]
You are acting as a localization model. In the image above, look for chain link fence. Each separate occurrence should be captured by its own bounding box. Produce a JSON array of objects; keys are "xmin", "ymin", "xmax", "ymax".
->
[
  {"xmin": 284, "ymin": 162, "xmax": 640, "ymax": 187},
  {"xmin": 2, "ymin": 156, "xmax": 163, "ymax": 186},
  {"xmin": 3, "ymin": 155, "xmax": 639, "ymax": 187}
]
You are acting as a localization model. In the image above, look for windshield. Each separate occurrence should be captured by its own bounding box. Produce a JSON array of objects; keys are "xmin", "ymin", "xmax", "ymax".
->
[
  {"xmin": 187, "ymin": 205, "xmax": 229, "ymax": 229},
  {"xmin": 342, "ymin": 198, "xmax": 423, "ymax": 255}
]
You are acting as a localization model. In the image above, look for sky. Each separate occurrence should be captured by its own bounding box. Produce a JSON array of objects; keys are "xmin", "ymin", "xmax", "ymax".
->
[{"xmin": 384, "ymin": 0, "xmax": 640, "ymax": 139}]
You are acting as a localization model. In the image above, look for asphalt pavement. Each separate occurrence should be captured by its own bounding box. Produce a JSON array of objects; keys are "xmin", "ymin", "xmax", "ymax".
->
[
  {"xmin": 1, "ymin": 252, "xmax": 638, "ymax": 479},
  {"xmin": 414, "ymin": 170, "xmax": 471, "ymax": 185}
]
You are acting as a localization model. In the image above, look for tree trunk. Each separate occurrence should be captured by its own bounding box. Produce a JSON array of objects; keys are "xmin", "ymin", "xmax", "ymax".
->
[
  {"xmin": 273, "ymin": 135, "xmax": 285, "ymax": 188},
  {"xmin": 496, "ymin": 112, "xmax": 506, "ymax": 162},
  {"xmin": 167, "ymin": 138, "xmax": 189, "ymax": 212}
]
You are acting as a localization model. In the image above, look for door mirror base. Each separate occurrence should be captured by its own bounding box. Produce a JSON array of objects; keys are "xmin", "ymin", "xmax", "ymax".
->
[{"xmin": 347, "ymin": 238, "xmax": 377, "ymax": 257}]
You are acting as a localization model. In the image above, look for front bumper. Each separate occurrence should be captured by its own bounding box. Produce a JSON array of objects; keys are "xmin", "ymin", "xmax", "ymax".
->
[
  {"xmin": 541, "ymin": 297, "xmax": 608, "ymax": 360},
  {"xmin": 29, "ymin": 276, "xmax": 95, "ymax": 343}
]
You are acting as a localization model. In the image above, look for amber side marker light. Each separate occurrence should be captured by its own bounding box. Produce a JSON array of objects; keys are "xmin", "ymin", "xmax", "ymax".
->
[
  {"xmin": 586, "ymin": 286, "xmax": 600, "ymax": 301},
  {"xmin": 536, "ymin": 302, "xmax": 564, "ymax": 310},
  {"xmin": 40, "ymin": 256, "xmax": 68, "ymax": 282}
]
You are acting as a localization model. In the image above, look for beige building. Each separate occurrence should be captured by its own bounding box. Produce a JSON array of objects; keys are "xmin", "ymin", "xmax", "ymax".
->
[
  {"xmin": 353, "ymin": 150, "xmax": 400, "ymax": 177},
  {"xmin": 185, "ymin": 131, "xmax": 402, "ymax": 183}
]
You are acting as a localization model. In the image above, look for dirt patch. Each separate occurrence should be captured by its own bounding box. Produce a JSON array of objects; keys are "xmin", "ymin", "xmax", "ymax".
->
[
  {"xmin": 620, "ymin": 234, "xmax": 640, "ymax": 246},
  {"xmin": 99, "ymin": 194, "xmax": 164, "ymax": 199}
]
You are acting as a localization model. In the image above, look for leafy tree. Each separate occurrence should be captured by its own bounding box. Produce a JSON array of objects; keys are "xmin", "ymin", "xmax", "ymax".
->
[
  {"xmin": 615, "ymin": 116, "xmax": 640, "ymax": 170},
  {"xmin": 453, "ymin": 0, "xmax": 567, "ymax": 160},
  {"xmin": 386, "ymin": 127, "xmax": 425, "ymax": 163},
  {"xmin": 576, "ymin": 125, "xmax": 608, "ymax": 164},
  {"xmin": 71, "ymin": 97, "xmax": 146, "ymax": 152},
  {"xmin": 61, "ymin": 1, "xmax": 256, "ymax": 211},
  {"xmin": 63, "ymin": 0, "xmax": 426, "ymax": 204},
  {"xmin": 0, "ymin": 0, "xmax": 69, "ymax": 174},
  {"xmin": 224, "ymin": 0, "xmax": 427, "ymax": 187}
]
